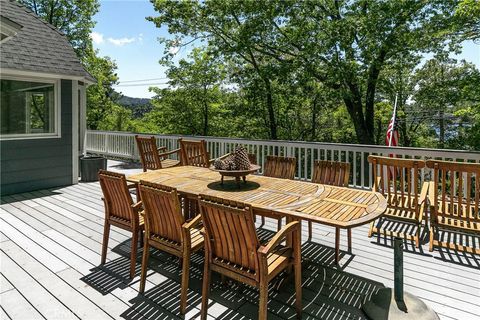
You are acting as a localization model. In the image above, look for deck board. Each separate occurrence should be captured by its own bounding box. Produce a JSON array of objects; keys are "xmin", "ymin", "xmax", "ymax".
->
[{"xmin": 1, "ymin": 171, "xmax": 479, "ymax": 319}]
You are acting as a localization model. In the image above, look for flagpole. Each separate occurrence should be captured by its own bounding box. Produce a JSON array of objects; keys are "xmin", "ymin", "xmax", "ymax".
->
[{"xmin": 388, "ymin": 94, "xmax": 398, "ymax": 147}]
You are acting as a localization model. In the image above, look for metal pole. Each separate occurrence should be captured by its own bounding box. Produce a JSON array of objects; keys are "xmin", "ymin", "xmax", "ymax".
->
[{"xmin": 393, "ymin": 237, "xmax": 404, "ymax": 302}]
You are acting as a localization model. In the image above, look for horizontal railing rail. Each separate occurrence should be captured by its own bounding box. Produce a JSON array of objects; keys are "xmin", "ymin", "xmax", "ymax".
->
[{"xmin": 85, "ymin": 130, "xmax": 480, "ymax": 189}]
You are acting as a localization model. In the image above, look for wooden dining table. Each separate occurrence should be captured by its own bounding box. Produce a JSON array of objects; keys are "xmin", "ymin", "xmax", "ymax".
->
[{"xmin": 127, "ymin": 165, "xmax": 387, "ymax": 263}]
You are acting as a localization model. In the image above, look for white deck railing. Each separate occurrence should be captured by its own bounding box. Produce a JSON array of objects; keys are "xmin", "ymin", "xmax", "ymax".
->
[{"xmin": 85, "ymin": 130, "xmax": 480, "ymax": 189}]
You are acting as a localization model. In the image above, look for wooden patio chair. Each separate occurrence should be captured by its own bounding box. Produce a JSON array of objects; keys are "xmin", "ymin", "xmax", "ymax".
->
[
  {"xmin": 262, "ymin": 155, "xmax": 297, "ymax": 229},
  {"xmin": 426, "ymin": 160, "xmax": 480, "ymax": 254},
  {"xmin": 367, "ymin": 156, "xmax": 428, "ymax": 248},
  {"xmin": 179, "ymin": 138, "xmax": 210, "ymax": 167},
  {"xmin": 135, "ymin": 135, "xmax": 181, "ymax": 172},
  {"xmin": 98, "ymin": 170, "xmax": 144, "ymax": 279},
  {"xmin": 309, "ymin": 160, "xmax": 351, "ymax": 252},
  {"xmin": 138, "ymin": 181, "xmax": 204, "ymax": 314},
  {"xmin": 198, "ymin": 195, "xmax": 302, "ymax": 320},
  {"xmin": 263, "ymin": 155, "xmax": 296, "ymax": 179}
]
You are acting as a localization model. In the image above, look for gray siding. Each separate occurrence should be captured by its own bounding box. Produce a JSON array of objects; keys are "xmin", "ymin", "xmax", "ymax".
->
[{"xmin": 1, "ymin": 79, "xmax": 73, "ymax": 195}]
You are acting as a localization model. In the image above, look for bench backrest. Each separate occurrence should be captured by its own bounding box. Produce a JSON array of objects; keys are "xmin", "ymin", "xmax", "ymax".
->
[{"xmin": 426, "ymin": 160, "xmax": 480, "ymax": 221}]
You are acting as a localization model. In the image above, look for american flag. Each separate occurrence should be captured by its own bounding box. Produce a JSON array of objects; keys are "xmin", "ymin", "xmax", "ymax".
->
[{"xmin": 385, "ymin": 114, "xmax": 399, "ymax": 147}]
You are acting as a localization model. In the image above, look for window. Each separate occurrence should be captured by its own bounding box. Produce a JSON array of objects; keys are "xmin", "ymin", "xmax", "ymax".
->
[
  {"xmin": 0, "ymin": 16, "xmax": 22, "ymax": 43},
  {"xmin": 1, "ymin": 78, "xmax": 60, "ymax": 139}
]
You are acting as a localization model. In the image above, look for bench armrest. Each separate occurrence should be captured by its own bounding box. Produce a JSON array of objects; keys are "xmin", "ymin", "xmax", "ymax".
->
[
  {"xmin": 131, "ymin": 201, "xmax": 143, "ymax": 212},
  {"xmin": 182, "ymin": 214, "xmax": 202, "ymax": 230},
  {"xmin": 158, "ymin": 148, "xmax": 181, "ymax": 158},
  {"xmin": 258, "ymin": 221, "xmax": 299, "ymax": 256}
]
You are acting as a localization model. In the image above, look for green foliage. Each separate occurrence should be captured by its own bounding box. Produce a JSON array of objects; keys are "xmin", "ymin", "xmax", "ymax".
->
[
  {"xmin": 18, "ymin": 0, "xmax": 100, "ymax": 58},
  {"xmin": 83, "ymin": 50, "xmax": 120, "ymax": 129},
  {"xmin": 148, "ymin": 0, "xmax": 463, "ymax": 144},
  {"xmin": 18, "ymin": 0, "xmax": 131, "ymax": 131}
]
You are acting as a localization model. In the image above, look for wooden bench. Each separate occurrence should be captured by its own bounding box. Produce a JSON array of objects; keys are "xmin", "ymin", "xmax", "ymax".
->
[
  {"xmin": 426, "ymin": 159, "xmax": 480, "ymax": 254},
  {"xmin": 368, "ymin": 156, "xmax": 428, "ymax": 247}
]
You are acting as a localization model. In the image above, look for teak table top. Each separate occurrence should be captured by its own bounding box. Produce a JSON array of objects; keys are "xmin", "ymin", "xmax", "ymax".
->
[{"xmin": 128, "ymin": 166, "xmax": 387, "ymax": 228}]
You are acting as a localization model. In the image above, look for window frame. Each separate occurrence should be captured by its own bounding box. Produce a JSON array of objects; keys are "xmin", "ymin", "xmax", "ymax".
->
[{"xmin": 0, "ymin": 75, "xmax": 61, "ymax": 140}]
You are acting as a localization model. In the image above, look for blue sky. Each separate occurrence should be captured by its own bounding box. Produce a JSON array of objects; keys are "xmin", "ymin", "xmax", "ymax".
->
[{"xmin": 92, "ymin": 0, "xmax": 480, "ymax": 98}]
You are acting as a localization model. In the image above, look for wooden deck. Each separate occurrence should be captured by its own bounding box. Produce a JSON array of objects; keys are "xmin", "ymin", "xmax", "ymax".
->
[{"xmin": 1, "ymin": 161, "xmax": 479, "ymax": 320}]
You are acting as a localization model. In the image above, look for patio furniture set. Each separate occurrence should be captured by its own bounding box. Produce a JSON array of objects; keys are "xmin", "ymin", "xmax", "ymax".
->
[{"xmin": 97, "ymin": 135, "xmax": 479, "ymax": 319}]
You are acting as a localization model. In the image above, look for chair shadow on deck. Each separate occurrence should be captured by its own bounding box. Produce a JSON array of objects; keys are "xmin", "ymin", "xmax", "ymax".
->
[
  {"xmin": 369, "ymin": 218, "xmax": 432, "ymax": 256},
  {"xmin": 433, "ymin": 229, "xmax": 480, "ymax": 270},
  {"xmin": 96, "ymin": 236, "xmax": 385, "ymax": 320}
]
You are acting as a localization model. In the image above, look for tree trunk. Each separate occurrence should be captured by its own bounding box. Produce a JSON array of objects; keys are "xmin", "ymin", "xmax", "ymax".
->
[
  {"xmin": 439, "ymin": 109, "xmax": 445, "ymax": 148},
  {"xmin": 264, "ymin": 78, "xmax": 277, "ymax": 140},
  {"xmin": 343, "ymin": 95, "xmax": 375, "ymax": 145},
  {"xmin": 311, "ymin": 95, "xmax": 318, "ymax": 141},
  {"xmin": 203, "ymin": 87, "xmax": 208, "ymax": 136}
]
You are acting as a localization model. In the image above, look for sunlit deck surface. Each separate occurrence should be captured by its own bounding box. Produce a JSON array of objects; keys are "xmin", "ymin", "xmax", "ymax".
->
[{"xmin": 1, "ymin": 160, "xmax": 479, "ymax": 320}]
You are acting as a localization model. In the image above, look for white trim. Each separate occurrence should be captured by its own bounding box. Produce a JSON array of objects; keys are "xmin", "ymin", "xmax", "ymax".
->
[
  {"xmin": 78, "ymin": 84, "xmax": 87, "ymax": 155},
  {"xmin": 0, "ymin": 68, "xmax": 94, "ymax": 85},
  {"xmin": 0, "ymin": 75, "xmax": 61, "ymax": 141},
  {"xmin": 72, "ymin": 81, "xmax": 79, "ymax": 184}
]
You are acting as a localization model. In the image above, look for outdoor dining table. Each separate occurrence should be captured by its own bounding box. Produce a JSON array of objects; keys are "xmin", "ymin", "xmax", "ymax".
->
[{"xmin": 127, "ymin": 165, "xmax": 387, "ymax": 263}]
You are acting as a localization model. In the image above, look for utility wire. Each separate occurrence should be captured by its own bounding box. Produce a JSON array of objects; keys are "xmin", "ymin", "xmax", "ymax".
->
[
  {"xmin": 118, "ymin": 77, "xmax": 169, "ymax": 83},
  {"xmin": 114, "ymin": 82, "xmax": 170, "ymax": 87}
]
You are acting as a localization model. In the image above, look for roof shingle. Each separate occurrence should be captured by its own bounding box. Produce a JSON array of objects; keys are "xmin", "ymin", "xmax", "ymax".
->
[{"xmin": 0, "ymin": 0, "xmax": 94, "ymax": 81}]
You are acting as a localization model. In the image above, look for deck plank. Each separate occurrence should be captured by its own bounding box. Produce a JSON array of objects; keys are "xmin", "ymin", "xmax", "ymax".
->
[
  {"xmin": 0, "ymin": 289, "xmax": 44, "ymax": 320},
  {"xmin": 2, "ymin": 241, "xmax": 112, "ymax": 320},
  {"xmin": 1, "ymin": 174, "xmax": 479, "ymax": 320},
  {"xmin": 0, "ymin": 248, "xmax": 76, "ymax": 319}
]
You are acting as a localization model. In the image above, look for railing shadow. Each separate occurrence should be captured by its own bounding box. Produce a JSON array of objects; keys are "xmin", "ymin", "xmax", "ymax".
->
[
  {"xmin": 0, "ymin": 189, "xmax": 63, "ymax": 205},
  {"xmin": 81, "ymin": 256, "xmax": 140, "ymax": 295},
  {"xmin": 433, "ymin": 230, "xmax": 480, "ymax": 270},
  {"xmin": 369, "ymin": 218, "xmax": 431, "ymax": 256},
  {"xmin": 91, "ymin": 232, "xmax": 384, "ymax": 319}
]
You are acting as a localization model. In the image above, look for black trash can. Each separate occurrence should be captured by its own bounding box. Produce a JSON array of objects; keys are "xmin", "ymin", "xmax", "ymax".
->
[{"xmin": 80, "ymin": 156, "xmax": 107, "ymax": 182}]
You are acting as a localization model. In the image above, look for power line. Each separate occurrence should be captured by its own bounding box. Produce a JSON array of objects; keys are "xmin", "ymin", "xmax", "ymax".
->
[
  {"xmin": 118, "ymin": 77, "xmax": 169, "ymax": 83},
  {"xmin": 114, "ymin": 82, "xmax": 170, "ymax": 87}
]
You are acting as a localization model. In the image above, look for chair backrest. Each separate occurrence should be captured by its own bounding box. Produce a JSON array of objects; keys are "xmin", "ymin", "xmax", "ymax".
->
[
  {"xmin": 263, "ymin": 155, "xmax": 296, "ymax": 179},
  {"xmin": 98, "ymin": 170, "xmax": 134, "ymax": 223},
  {"xmin": 312, "ymin": 160, "xmax": 350, "ymax": 187},
  {"xmin": 179, "ymin": 139, "xmax": 209, "ymax": 167},
  {"xmin": 426, "ymin": 160, "xmax": 479, "ymax": 219},
  {"xmin": 135, "ymin": 135, "xmax": 162, "ymax": 171},
  {"xmin": 368, "ymin": 156, "xmax": 426, "ymax": 214},
  {"xmin": 139, "ymin": 181, "xmax": 185, "ymax": 244},
  {"xmin": 199, "ymin": 195, "xmax": 260, "ymax": 278}
]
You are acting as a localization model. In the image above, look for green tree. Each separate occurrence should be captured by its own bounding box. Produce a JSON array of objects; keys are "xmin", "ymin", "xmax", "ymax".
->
[
  {"xmin": 164, "ymin": 48, "xmax": 225, "ymax": 136},
  {"xmin": 18, "ymin": 0, "xmax": 99, "ymax": 58},
  {"xmin": 83, "ymin": 51, "xmax": 120, "ymax": 129},
  {"xmin": 149, "ymin": 0, "xmax": 462, "ymax": 144},
  {"xmin": 412, "ymin": 58, "xmax": 480, "ymax": 149}
]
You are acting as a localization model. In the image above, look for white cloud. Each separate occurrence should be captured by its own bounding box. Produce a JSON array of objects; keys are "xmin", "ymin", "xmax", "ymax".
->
[
  {"xmin": 107, "ymin": 37, "xmax": 136, "ymax": 46},
  {"xmin": 90, "ymin": 32, "xmax": 104, "ymax": 44}
]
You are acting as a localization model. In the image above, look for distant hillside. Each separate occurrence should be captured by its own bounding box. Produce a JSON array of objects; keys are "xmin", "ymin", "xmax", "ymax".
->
[{"xmin": 116, "ymin": 95, "xmax": 153, "ymax": 118}]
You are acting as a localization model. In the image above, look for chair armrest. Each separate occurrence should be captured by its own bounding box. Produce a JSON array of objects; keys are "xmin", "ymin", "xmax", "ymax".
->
[
  {"xmin": 127, "ymin": 183, "xmax": 137, "ymax": 189},
  {"xmin": 157, "ymin": 146, "xmax": 167, "ymax": 152},
  {"xmin": 158, "ymin": 148, "xmax": 181, "ymax": 158},
  {"xmin": 258, "ymin": 221, "xmax": 299, "ymax": 256},
  {"xmin": 132, "ymin": 201, "xmax": 143, "ymax": 212},
  {"xmin": 418, "ymin": 181, "xmax": 429, "ymax": 222},
  {"xmin": 182, "ymin": 214, "xmax": 202, "ymax": 230},
  {"xmin": 419, "ymin": 182, "xmax": 429, "ymax": 204}
]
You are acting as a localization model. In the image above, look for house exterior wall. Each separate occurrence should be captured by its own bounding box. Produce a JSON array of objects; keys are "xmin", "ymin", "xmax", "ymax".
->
[{"xmin": 1, "ymin": 79, "xmax": 73, "ymax": 195}]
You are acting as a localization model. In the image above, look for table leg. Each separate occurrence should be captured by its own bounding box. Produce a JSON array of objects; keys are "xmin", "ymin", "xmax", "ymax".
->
[{"xmin": 335, "ymin": 227, "xmax": 340, "ymax": 264}]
